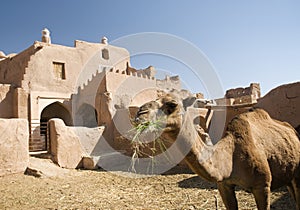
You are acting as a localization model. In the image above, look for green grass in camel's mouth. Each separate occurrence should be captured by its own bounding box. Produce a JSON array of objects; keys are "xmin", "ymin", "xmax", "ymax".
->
[{"xmin": 128, "ymin": 119, "xmax": 171, "ymax": 173}]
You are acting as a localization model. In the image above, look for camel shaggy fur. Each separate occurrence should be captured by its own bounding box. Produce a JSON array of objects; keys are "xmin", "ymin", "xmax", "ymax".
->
[{"xmin": 134, "ymin": 94, "xmax": 300, "ymax": 210}]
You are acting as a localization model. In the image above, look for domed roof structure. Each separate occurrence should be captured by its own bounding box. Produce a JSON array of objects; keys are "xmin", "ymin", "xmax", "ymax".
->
[{"xmin": 0, "ymin": 51, "xmax": 6, "ymax": 58}]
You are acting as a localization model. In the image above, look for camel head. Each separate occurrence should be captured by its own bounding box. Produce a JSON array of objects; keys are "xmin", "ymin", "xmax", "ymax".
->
[
  {"xmin": 134, "ymin": 93, "xmax": 184, "ymax": 139},
  {"xmin": 134, "ymin": 92, "xmax": 212, "ymax": 145}
]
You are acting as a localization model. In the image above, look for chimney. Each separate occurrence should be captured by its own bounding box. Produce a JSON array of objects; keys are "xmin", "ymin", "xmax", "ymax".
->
[{"xmin": 41, "ymin": 28, "xmax": 51, "ymax": 44}]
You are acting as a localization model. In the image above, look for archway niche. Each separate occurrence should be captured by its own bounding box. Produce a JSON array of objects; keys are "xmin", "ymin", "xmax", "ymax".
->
[
  {"xmin": 40, "ymin": 102, "xmax": 73, "ymax": 150},
  {"xmin": 74, "ymin": 103, "xmax": 98, "ymax": 127}
]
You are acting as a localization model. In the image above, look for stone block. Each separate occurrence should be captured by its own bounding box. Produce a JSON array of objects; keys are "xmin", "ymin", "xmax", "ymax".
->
[
  {"xmin": 82, "ymin": 156, "xmax": 100, "ymax": 170},
  {"xmin": 25, "ymin": 157, "xmax": 70, "ymax": 178},
  {"xmin": 49, "ymin": 119, "xmax": 84, "ymax": 169},
  {"xmin": 0, "ymin": 119, "xmax": 29, "ymax": 176},
  {"xmin": 70, "ymin": 126, "xmax": 105, "ymax": 156}
]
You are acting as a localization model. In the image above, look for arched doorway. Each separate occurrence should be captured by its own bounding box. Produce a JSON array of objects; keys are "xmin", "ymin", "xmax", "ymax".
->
[{"xmin": 40, "ymin": 102, "xmax": 73, "ymax": 150}]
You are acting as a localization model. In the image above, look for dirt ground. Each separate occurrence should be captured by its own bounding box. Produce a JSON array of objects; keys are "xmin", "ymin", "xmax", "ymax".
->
[{"xmin": 0, "ymin": 163, "xmax": 296, "ymax": 210}]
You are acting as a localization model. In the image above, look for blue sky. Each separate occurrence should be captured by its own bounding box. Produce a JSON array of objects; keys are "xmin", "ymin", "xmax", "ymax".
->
[{"xmin": 0, "ymin": 0, "xmax": 299, "ymax": 97}]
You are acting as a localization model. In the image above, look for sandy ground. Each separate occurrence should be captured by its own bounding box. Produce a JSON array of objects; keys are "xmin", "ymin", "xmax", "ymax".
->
[{"xmin": 0, "ymin": 161, "xmax": 296, "ymax": 210}]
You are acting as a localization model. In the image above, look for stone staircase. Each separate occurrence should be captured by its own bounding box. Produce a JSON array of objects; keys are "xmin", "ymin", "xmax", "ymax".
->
[{"xmin": 21, "ymin": 51, "xmax": 36, "ymax": 91}]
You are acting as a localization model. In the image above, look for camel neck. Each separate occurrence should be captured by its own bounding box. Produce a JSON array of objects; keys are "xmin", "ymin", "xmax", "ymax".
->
[{"xmin": 178, "ymin": 111, "xmax": 234, "ymax": 182}]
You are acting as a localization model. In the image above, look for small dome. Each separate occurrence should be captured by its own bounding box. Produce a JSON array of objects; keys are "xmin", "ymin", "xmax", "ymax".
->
[
  {"xmin": 42, "ymin": 28, "xmax": 50, "ymax": 35},
  {"xmin": 101, "ymin": 36, "xmax": 108, "ymax": 44},
  {"xmin": 41, "ymin": 28, "xmax": 51, "ymax": 44},
  {"xmin": 0, "ymin": 51, "xmax": 6, "ymax": 58}
]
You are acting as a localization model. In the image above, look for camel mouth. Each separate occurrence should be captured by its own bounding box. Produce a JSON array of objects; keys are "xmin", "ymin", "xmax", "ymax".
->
[
  {"xmin": 129, "ymin": 118, "xmax": 166, "ymax": 145},
  {"xmin": 134, "ymin": 120, "xmax": 163, "ymax": 135}
]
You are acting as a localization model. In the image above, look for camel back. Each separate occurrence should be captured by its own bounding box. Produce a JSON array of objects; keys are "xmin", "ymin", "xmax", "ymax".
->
[{"xmin": 226, "ymin": 108, "xmax": 300, "ymax": 158}]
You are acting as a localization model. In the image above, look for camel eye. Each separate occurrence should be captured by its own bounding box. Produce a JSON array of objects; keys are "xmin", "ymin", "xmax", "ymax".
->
[{"xmin": 138, "ymin": 110, "xmax": 149, "ymax": 115}]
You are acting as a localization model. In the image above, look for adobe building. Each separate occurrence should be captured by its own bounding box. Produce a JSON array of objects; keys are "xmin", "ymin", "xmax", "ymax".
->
[
  {"xmin": 255, "ymin": 81, "xmax": 300, "ymax": 130},
  {"xmin": 214, "ymin": 83, "xmax": 261, "ymax": 106},
  {"xmin": 0, "ymin": 29, "xmax": 180, "ymax": 152},
  {"xmin": 1, "ymin": 28, "xmax": 298, "ymax": 168}
]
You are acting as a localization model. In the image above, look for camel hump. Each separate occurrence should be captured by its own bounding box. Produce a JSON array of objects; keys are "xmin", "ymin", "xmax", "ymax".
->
[
  {"xmin": 226, "ymin": 108, "xmax": 272, "ymax": 139},
  {"xmin": 245, "ymin": 108, "xmax": 271, "ymax": 120},
  {"xmin": 230, "ymin": 108, "xmax": 271, "ymax": 125}
]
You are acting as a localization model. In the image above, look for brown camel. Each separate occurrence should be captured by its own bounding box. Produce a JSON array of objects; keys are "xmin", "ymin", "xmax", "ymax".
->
[{"xmin": 134, "ymin": 93, "xmax": 300, "ymax": 210}]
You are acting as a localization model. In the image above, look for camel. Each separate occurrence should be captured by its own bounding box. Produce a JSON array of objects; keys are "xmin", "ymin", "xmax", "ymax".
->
[{"xmin": 134, "ymin": 93, "xmax": 300, "ymax": 210}]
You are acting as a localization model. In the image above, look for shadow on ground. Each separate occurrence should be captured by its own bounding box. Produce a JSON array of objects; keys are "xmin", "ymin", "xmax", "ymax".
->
[
  {"xmin": 177, "ymin": 175, "xmax": 217, "ymax": 189},
  {"xmin": 271, "ymin": 189, "xmax": 295, "ymax": 210},
  {"xmin": 178, "ymin": 175, "xmax": 296, "ymax": 209}
]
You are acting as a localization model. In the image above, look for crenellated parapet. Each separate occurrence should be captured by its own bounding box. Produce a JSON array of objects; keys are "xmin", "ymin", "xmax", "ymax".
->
[
  {"xmin": 109, "ymin": 66, "xmax": 155, "ymax": 80},
  {"xmin": 215, "ymin": 83, "xmax": 261, "ymax": 106},
  {"xmin": 156, "ymin": 75, "xmax": 181, "ymax": 91}
]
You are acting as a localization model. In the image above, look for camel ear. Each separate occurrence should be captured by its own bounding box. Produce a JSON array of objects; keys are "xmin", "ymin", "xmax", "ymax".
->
[{"xmin": 163, "ymin": 100, "xmax": 178, "ymax": 115}]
